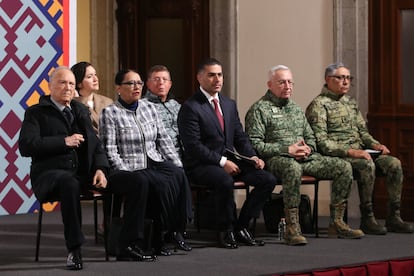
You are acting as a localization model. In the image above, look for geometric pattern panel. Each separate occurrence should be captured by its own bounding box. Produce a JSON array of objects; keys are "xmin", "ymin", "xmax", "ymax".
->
[{"xmin": 0, "ymin": 0, "xmax": 71, "ymax": 215}]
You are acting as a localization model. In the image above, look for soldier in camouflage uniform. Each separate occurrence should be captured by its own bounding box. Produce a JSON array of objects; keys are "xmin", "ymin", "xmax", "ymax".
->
[
  {"xmin": 144, "ymin": 65, "xmax": 182, "ymax": 158},
  {"xmin": 245, "ymin": 65, "xmax": 364, "ymax": 245},
  {"xmin": 305, "ymin": 62, "xmax": 413, "ymax": 235}
]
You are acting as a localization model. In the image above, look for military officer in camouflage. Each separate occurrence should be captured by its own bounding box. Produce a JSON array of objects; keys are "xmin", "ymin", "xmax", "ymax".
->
[
  {"xmin": 245, "ymin": 65, "xmax": 364, "ymax": 245},
  {"xmin": 305, "ymin": 62, "xmax": 413, "ymax": 235}
]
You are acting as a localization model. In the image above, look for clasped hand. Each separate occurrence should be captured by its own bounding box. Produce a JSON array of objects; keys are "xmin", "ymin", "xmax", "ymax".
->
[
  {"xmin": 288, "ymin": 140, "xmax": 311, "ymax": 160},
  {"xmin": 65, "ymin": 133, "xmax": 84, "ymax": 148}
]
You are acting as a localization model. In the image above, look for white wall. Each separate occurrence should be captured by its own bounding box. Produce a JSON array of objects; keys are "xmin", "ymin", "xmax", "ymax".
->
[
  {"xmin": 237, "ymin": 0, "xmax": 333, "ymax": 115},
  {"xmin": 235, "ymin": 0, "xmax": 334, "ymax": 216}
]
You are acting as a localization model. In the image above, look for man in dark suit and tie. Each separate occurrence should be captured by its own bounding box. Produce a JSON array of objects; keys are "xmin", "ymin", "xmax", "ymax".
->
[
  {"xmin": 19, "ymin": 67, "xmax": 155, "ymax": 269},
  {"xmin": 178, "ymin": 58, "xmax": 276, "ymax": 249}
]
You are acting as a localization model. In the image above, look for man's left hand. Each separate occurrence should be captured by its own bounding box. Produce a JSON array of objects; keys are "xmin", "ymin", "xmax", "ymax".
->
[
  {"xmin": 372, "ymin": 144, "xmax": 390, "ymax": 155},
  {"xmin": 251, "ymin": 156, "xmax": 265, "ymax": 170}
]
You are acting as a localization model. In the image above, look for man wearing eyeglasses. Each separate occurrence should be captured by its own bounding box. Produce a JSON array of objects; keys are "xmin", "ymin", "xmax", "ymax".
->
[
  {"xmin": 306, "ymin": 62, "xmax": 413, "ymax": 235},
  {"xmin": 245, "ymin": 65, "xmax": 364, "ymax": 245},
  {"xmin": 144, "ymin": 65, "xmax": 182, "ymax": 158}
]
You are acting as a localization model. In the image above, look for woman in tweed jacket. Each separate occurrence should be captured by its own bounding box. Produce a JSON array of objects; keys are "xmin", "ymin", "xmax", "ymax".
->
[{"xmin": 100, "ymin": 69, "xmax": 192, "ymax": 256}]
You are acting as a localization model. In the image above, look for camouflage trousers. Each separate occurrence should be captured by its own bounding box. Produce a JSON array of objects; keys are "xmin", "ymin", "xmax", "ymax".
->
[
  {"xmin": 266, "ymin": 153, "xmax": 353, "ymax": 208},
  {"xmin": 343, "ymin": 154, "xmax": 403, "ymax": 205}
]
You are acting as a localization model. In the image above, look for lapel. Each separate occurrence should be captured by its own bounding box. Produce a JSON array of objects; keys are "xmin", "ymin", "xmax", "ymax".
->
[{"xmin": 196, "ymin": 90, "xmax": 225, "ymax": 137}]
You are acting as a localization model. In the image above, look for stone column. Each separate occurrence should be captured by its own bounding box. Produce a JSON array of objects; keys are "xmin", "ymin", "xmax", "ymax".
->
[
  {"xmin": 90, "ymin": 0, "xmax": 118, "ymax": 100},
  {"xmin": 209, "ymin": 0, "xmax": 238, "ymax": 100},
  {"xmin": 333, "ymin": 0, "xmax": 369, "ymax": 218},
  {"xmin": 333, "ymin": 0, "xmax": 368, "ymax": 118}
]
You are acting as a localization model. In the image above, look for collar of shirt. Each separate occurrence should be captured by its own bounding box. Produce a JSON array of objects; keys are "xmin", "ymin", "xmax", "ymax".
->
[
  {"xmin": 50, "ymin": 97, "xmax": 70, "ymax": 111},
  {"xmin": 199, "ymin": 86, "xmax": 220, "ymax": 108}
]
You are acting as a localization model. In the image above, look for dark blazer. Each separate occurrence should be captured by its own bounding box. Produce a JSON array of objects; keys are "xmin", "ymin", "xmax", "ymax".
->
[
  {"xmin": 178, "ymin": 89, "xmax": 256, "ymax": 170},
  {"xmin": 18, "ymin": 95, "xmax": 109, "ymax": 201}
]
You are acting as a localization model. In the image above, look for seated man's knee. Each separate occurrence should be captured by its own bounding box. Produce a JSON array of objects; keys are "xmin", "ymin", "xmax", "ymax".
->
[{"xmin": 59, "ymin": 174, "xmax": 80, "ymax": 193}]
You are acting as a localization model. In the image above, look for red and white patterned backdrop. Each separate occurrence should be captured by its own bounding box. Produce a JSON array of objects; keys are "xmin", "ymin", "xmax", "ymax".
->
[{"xmin": 0, "ymin": 0, "xmax": 75, "ymax": 215}]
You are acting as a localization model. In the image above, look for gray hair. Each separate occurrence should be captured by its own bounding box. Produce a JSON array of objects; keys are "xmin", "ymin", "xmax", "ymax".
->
[
  {"xmin": 268, "ymin": 65, "xmax": 290, "ymax": 81},
  {"xmin": 324, "ymin": 62, "xmax": 348, "ymax": 78},
  {"xmin": 49, "ymin": 66, "xmax": 72, "ymax": 81}
]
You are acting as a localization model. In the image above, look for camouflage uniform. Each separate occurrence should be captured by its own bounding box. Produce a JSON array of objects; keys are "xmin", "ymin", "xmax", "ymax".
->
[
  {"xmin": 306, "ymin": 85, "xmax": 412, "ymax": 234},
  {"xmin": 245, "ymin": 90, "xmax": 353, "ymax": 208},
  {"xmin": 144, "ymin": 91, "xmax": 182, "ymax": 158}
]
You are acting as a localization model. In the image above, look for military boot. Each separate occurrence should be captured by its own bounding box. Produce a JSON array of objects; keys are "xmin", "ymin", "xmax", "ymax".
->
[
  {"xmin": 385, "ymin": 202, "xmax": 414, "ymax": 233},
  {"xmin": 328, "ymin": 201, "xmax": 364, "ymax": 239},
  {"xmin": 284, "ymin": 208, "xmax": 307, "ymax": 245},
  {"xmin": 359, "ymin": 203, "xmax": 387, "ymax": 235}
]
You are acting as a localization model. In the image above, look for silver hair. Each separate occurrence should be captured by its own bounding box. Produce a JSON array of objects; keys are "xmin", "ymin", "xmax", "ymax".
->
[
  {"xmin": 268, "ymin": 65, "xmax": 290, "ymax": 81},
  {"xmin": 324, "ymin": 62, "xmax": 348, "ymax": 78},
  {"xmin": 49, "ymin": 66, "xmax": 72, "ymax": 81}
]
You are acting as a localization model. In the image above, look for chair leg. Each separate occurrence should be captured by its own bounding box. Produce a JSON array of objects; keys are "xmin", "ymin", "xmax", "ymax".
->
[
  {"xmin": 313, "ymin": 181, "xmax": 319, "ymax": 238},
  {"xmin": 344, "ymin": 200, "xmax": 348, "ymax": 223},
  {"xmin": 102, "ymin": 195, "xmax": 111, "ymax": 261},
  {"xmin": 196, "ymin": 189, "xmax": 201, "ymax": 233},
  {"xmin": 35, "ymin": 205, "xmax": 43, "ymax": 262},
  {"xmin": 93, "ymin": 198, "xmax": 98, "ymax": 244}
]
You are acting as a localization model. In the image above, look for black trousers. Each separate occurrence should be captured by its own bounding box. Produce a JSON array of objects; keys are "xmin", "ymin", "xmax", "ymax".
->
[
  {"xmin": 142, "ymin": 160, "xmax": 192, "ymax": 233},
  {"xmin": 107, "ymin": 171, "xmax": 149, "ymax": 248},
  {"xmin": 32, "ymin": 169, "xmax": 86, "ymax": 251},
  {"xmin": 188, "ymin": 163, "xmax": 276, "ymax": 231}
]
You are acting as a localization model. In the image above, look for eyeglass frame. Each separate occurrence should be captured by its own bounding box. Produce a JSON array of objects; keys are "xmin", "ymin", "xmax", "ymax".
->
[
  {"xmin": 150, "ymin": 77, "xmax": 171, "ymax": 83},
  {"xmin": 120, "ymin": 81, "xmax": 144, "ymax": 88},
  {"xmin": 328, "ymin": 75, "xmax": 354, "ymax": 82}
]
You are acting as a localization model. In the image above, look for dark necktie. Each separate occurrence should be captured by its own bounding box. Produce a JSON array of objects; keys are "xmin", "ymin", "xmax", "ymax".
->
[
  {"xmin": 63, "ymin": 106, "xmax": 74, "ymax": 125},
  {"xmin": 212, "ymin": 98, "xmax": 224, "ymax": 131}
]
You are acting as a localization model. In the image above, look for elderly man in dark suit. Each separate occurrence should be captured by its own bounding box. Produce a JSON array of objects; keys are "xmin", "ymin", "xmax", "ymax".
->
[
  {"xmin": 178, "ymin": 58, "xmax": 276, "ymax": 249},
  {"xmin": 19, "ymin": 67, "xmax": 155, "ymax": 269}
]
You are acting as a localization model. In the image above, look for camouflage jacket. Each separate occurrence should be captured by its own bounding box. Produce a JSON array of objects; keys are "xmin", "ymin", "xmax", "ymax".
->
[
  {"xmin": 245, "ymin": 90, "xmax": 317, "ymax": 160},
  {"xmin": 305, "ymin": 85, "xmax": 379, "ymax": 157},
  {"xmin": 144, "ymin": 91, "xmax": 182, "ymax": 156}
]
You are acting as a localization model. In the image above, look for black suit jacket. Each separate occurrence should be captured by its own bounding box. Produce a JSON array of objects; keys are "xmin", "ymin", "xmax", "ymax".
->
[
  {"xmin": 178, "ymin": 89, "xmax": 256, "ymax": 171},
  {"xmin": 18, "ymin": 95, "xmax": 109, "ymax": 201}
]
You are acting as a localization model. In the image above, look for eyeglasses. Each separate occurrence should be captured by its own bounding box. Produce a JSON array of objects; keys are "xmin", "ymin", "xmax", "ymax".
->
[
  {"xmin": 121, "ymin": 81, "xmax": 144, "ymax": 88},
  {"xmin": 274, "ymin": 80, "xmax": 294, "ymax": 87},
  {"xmin": 150, "ymin": 77, "xmax": 171, "ymax": 83},
  {"xmin": 328, "ymin": 75, "xmax": 354, "ymax": 82}
]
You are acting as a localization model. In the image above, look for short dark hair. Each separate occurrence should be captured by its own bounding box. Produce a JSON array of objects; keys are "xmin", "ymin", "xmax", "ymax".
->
[
  {"xmin": 114, "ymin": 69, "xmax": 139, "ymax": 85},
  {"xmin": 147, "ymin": 65, "xmax": 170, "ymax": 80},
  {"xmin": 197, "ymin": 57, "xmax": 222, "ymax": 74}
]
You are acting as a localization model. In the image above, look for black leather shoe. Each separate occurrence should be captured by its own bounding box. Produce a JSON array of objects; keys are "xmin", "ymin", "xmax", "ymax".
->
[
  {"xmin": 172, "ymin": 232, "xmax": 192, "ymax": 251},
  {"xmin": 217, "ymin": 231, "xmax": 238, "ymax": 249},
  {"xmin": 66, "ymin": 248, "xmax": 83, "ymax": 270},
  {"xmin": 117, "ymin": 245, "xmax": 156, "ymax": 262},
  {"xmin": 236, "ymin": 228, "xmax": 265, "ymax": 246},
  {"xmin": 155, "ymin": 246, "xmax": 172, "ymax": 256}
]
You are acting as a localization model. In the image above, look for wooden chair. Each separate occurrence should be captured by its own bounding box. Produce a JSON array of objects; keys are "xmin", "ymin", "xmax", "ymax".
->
[
  {"xmin": 35, "ymin": 190, "xmax": 111, "ymax": 261},
  {"xmin": 191, "ymin": 181, "xmax": 250, "ymax": 232}
]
